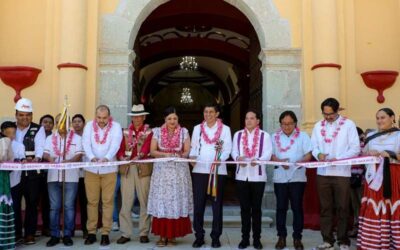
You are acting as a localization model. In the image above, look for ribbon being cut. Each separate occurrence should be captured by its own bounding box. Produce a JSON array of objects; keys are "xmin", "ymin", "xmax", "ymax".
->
[{"xmin": 0, "ymin": 155, "xmax": 381, "ymax": 170}]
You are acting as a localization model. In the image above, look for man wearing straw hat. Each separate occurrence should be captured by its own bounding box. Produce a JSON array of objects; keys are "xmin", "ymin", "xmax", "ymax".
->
[{"xmin": 116, "ymin": 104, "xmax": 153, "ymax": 244}]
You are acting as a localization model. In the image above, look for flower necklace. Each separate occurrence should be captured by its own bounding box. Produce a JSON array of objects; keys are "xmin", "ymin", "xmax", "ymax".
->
[
  {"xmin": 242, "ymin": 126, "xmax": 260, "ymax": 158},
  {"xmin": 161, "ymin": 124, "xmax": 181, "ymax": 149},
  {"xmin": 201, "ymin": 119, "xmax": 223, "ymax": 144},
  {"xmin": 320, "ymin": 116, "xmax": 347, "ymax": 143},
  {"xmin": 275, "ymin": 127, "xmax": 300, "ymax": 153},
  {"xmin": 93, "ymin": 117, "xmax": 113, "ymax": 144},
  {"xmin": 128, "ymin": 124, "xmax": 149, "ymax": 148},
  {"xmin": 52, "ymin": 130, "xmax": 74, "ymax": 157}
]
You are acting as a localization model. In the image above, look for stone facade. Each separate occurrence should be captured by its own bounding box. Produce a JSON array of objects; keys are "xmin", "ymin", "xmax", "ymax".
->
[{"xmin": 99, "ymin": 0, "xmax": 303, "ymax": 209}]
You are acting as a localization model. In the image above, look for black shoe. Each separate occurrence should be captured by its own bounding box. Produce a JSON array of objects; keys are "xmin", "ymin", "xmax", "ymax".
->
[
  {"xmin": 293, "ymin": 239, "xmax": 304, "ymax": 250},
  {"xmin": 63, "ymin": 237, "xmax": 73, "ymax": 246},
  {"xmin": 46, "ymin": 237, "xmax": 60, "ymax": 247},
  {"xmin": 100, "ymin": 235, "xmax": 110, "ymax": 246},
  {"xmin": 117, "ymin": 236, "xmax": 131, "ymax": 244},
  {"xmin": 253, "ymin": 239, "xmax": 263, "ymax": 249},
  {"xmin": 140, "ymin": 236, "xmax": 150, "ymax": 243},
  {"xmin": 24, "ymin": 235, "xmax": 36, "ymax": 245},
  {"xmin": 275, "ymin": 237, "xmax": 286, "ymax": 249},
  {"xmin": 192, "ymin": 238, "xmax": 205, "ymax": 248},
  {"xmin": 238, "ymin": 239, "xmax": 250, "ymax": 249},
  {"xmin": 211, "ymin": 239, "xmax": 221, "ymax": 248},
  {"xmin": 84, "ymin": 234, "xmax": 96, "ymax": 245}
]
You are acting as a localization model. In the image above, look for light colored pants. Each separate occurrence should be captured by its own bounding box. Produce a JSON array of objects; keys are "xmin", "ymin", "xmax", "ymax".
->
[
  {"xmin": 84, "ymin": 171, "xmax": 117, "ymax": 235},
  {"xmin": 119, "ymin": 165, "xmax": 151, "ymax": 237}
]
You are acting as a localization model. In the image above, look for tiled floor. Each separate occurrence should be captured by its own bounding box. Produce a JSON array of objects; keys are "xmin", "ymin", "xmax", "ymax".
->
[{"xmin": 17, "ymin": 228, "xmax": 357, "ymax": 250}]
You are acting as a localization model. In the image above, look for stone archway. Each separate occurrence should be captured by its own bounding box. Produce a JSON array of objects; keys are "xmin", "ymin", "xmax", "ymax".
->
[
  {"xmin": 99, "ymin": 0, "xmax": 302, "ymax": 212},
  {"xmin": 99, "ymin": 0, "xmax": 301, "ymax": 133}
]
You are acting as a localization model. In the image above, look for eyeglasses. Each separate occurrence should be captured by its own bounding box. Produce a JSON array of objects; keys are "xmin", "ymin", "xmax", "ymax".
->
[
  {"xmin": 322, "ymin": 112, "xmax": 337, "ymax": 117},
  {"xmin": 280, "ymin": 123, "xmax": 296, "ymax": 127}
]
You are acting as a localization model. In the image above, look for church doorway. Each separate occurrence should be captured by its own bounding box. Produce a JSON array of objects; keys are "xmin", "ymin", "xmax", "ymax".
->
[{"xmin": 132, "ymin": 0, "xmax": 263, "ymax": 204}]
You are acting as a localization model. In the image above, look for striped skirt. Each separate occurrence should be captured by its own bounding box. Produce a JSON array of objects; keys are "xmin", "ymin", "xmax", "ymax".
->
[
  {"xmin": 357, "ymin": 164, "xmax": 400, "ymax": 250},
  {"xmin": 0, "ymin": 197, "xmax": 15, "ymax": 250}
]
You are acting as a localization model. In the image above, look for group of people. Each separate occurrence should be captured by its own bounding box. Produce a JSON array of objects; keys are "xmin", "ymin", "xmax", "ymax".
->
[{"xmin": 0, "ymin": 97, "xmax": 399, "ymax": 250}]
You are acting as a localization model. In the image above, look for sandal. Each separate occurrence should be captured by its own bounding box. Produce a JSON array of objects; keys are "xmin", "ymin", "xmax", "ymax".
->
[
  {"xmin": 156, "ymin": 237, "xmax": 167, "ymax": 247},
  {"xmin": 167, "ymin": 238, "xmax": 177, "ymax": 246}
]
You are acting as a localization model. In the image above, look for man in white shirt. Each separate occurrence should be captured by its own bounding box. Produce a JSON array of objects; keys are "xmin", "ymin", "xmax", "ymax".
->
[
  {"xmin": 271, "ymin": 111, "xmax": 312, "ymax": 250},
  {"xmin": 13, "ymin": 98, "xmax": 46, "ymax": 245},
  {"xmin": 82, "ymin": 105, "xmax": 123, "ymax": 246},
  {"xmin": 311, "ymin": 98, "xmax": 360, "ymax": 250},
  {"xmin": 43, "ymin": 129, "xmax": 83, "ymax": 247},
  {"xmin": 231, "ymin": 110, "xmax": 272, "ymax": 250},
  {"xmin": 189, "ymin": 104, "xmax": 232, "ymax": 248}
]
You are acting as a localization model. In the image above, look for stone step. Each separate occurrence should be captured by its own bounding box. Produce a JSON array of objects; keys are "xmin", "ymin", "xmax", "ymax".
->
[
  {"xmin": 201, "ymin": 215, "xmax": 274, "ymax": 228},
  {"xmin": 131, "ymin": 215, "xmax": 274, "ymax": 228}
]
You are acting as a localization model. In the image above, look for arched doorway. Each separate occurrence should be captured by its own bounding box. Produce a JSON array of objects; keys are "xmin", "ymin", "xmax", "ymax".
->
[
  {"xmin": 99, "ymin": 0, "xmax": 302, "ymax": 209},
  {"xmin": 134, "ymin": 0, "xmax": 262, "ymax": 133},
  {"xmin": 133, "ymin": 0, "xmax": 262, "ymax": 204}
]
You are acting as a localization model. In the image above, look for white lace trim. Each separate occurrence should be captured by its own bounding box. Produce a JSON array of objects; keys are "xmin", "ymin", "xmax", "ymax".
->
[
  {"xmin": 0, "ymin": 195, "xmax": 13, "ymax": 206},
  {"xmin": 361, "ymin": 197, "xmax": 400, "ymax": 216}
]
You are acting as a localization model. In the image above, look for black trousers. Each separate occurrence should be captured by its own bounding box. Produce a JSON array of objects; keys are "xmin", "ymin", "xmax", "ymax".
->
[
  {"xmin": 192, "ymin": 173, "xmax": 226, "ymax": 241},
  {"xmin": 76, "ymin": 177, "xmax": 87, "ymax": 233},
  {"xmin": 274, "ymin": 182, "xmax": 306, "ymax": 240},
  {"xmin": 39, "ymin": 172, "xmax": 50, "ymax": 231},
  {"xmin": 11, "ymin": 173, "xmax": 41, "ymax": 237},
  {"xmin": 236, "ymin": 180, "xmax": 265, "ymax": 241}
]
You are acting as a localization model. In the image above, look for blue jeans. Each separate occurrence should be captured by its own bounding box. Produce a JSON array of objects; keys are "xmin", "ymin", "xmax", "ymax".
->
[
  {"xmin": 48, "ymin": 182, "xmax": 78, "ymax": 238},
  {"xmin": 274, "ymin": 182, "xmax": 306, "ymax": 240},
  {"xmin": 113, "ymin": 173, "xmax": 121, "ymax": 223}
]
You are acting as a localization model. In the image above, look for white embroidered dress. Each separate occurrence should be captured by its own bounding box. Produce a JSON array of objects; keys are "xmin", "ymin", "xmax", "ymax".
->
[{"xmin": 147, "ymin": 127, "xmax": 193, "ymax": 219}]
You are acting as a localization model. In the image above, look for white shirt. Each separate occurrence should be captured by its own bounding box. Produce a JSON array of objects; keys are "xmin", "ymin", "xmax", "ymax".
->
[
  {"xmin": 311, "ymin": 116, "xmax": 361, "ymax": 177},
  {"xmin": 44, "ymin": 131, "xmax": 83, "ymax": 182},
  {"xmin": 363, "ymin": 131, "xmax": 400, "ymax": 153},
  {"xmin": 189, "ymin": 122, "xmax": 232, "ymax": 175},
  {"xmin": 15, "ymin": 124, "xmax": 46, "ymax": 158},
  {"xmin": 231, "ymin": 128, "xmax": 272, "ymax": 182},
  {"xmin": 10, "ymin": 140, "xmax": 25, "ymax": 188},
  {"xmin": 272, "ymin": 130, "xmax": 312, "ymax": 183},
  {"xmin": 82, "ymin": 120, "xmax": 122, "ymax": 174}
]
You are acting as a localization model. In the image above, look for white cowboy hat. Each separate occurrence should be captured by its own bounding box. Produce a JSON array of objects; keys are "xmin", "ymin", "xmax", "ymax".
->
[
  {"xmin": 127, "ymin": 104, "xmax": 149, "ymax": 116},
  {"xmin": 15, "ymin": 98, "xmax": 33, "ymax": 112}
]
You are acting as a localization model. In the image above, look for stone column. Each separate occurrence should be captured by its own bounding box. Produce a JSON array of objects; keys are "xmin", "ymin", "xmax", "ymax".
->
[
  {"xmin": 58, "ymin": 0, "xmax": 87, "ymax": 114},
  {"xmin": 259, "ymin": 48, "xmax": 302, "ymax": 210},
  {"xmin": 98, "ymin": 48, "xmax": 134, "ymax": 127},
  {"xmin": 311, "ymin": 0, "xmax": 340, "ymax": 117}
]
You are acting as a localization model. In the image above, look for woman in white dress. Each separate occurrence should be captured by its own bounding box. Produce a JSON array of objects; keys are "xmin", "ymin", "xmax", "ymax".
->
[{"xmin": 148, "ymin": 107, "xmax": 193, "ymax": 247}]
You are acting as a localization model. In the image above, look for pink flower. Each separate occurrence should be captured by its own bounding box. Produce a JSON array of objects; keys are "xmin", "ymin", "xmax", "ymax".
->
[
  {"xmin": 93, "ymin": 117, "xmax": 113, "ymax": 144},
  {"xmin": 275, "ymin": 127, "xmax": 300, "ymax": 153},
  {"xmin": 201, "ymin": 119, "xmax": 223, "ymax": 144},
  {"xmin": 243, "ymin": 126, "xmax": 260, "ymax": 158}
]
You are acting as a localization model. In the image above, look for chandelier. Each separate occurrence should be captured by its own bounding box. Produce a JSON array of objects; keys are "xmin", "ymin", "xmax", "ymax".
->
[
  {"xmin": 180, "ymin": 56, "xmax": 198, "ymax": 71},
  {"xmin": 180, "ymin": 87, "xmax": 193, "ymax": 104}
]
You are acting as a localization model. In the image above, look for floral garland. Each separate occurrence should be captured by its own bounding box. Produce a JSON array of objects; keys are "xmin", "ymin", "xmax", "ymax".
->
[
  {"xmin": 320, "ymin": 116, "xmax": 347, "ymax": 143},
  {"xmin": 242, "ymin": 126, "xmax": 260, "ymax": 158},
  {"xmin": 128, "ymin": 124, "xmax": 149, "ymax": 148},
  {"xmin": 274, "ymin": 127, "xmax": 300, "ymax": 153},
  {"xmin": 201, "ymin": 119, "xmax": 223, "ymax": 144},
  {"xmin": 52, "ymin": 130, "xmax": 74, "ymax": 157},
  {"xmin": 93, "ymin": 117, "xmax": 113, "ymax": 144},
  {"xmin": 161, "ymin": 124, "xmax": 181, "ymax": 149}
]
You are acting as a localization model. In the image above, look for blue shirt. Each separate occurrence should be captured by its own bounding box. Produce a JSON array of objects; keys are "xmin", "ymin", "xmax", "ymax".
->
[{"xmin": 272, "ymin": 130, "xmax": 312, "ymax": 183}]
